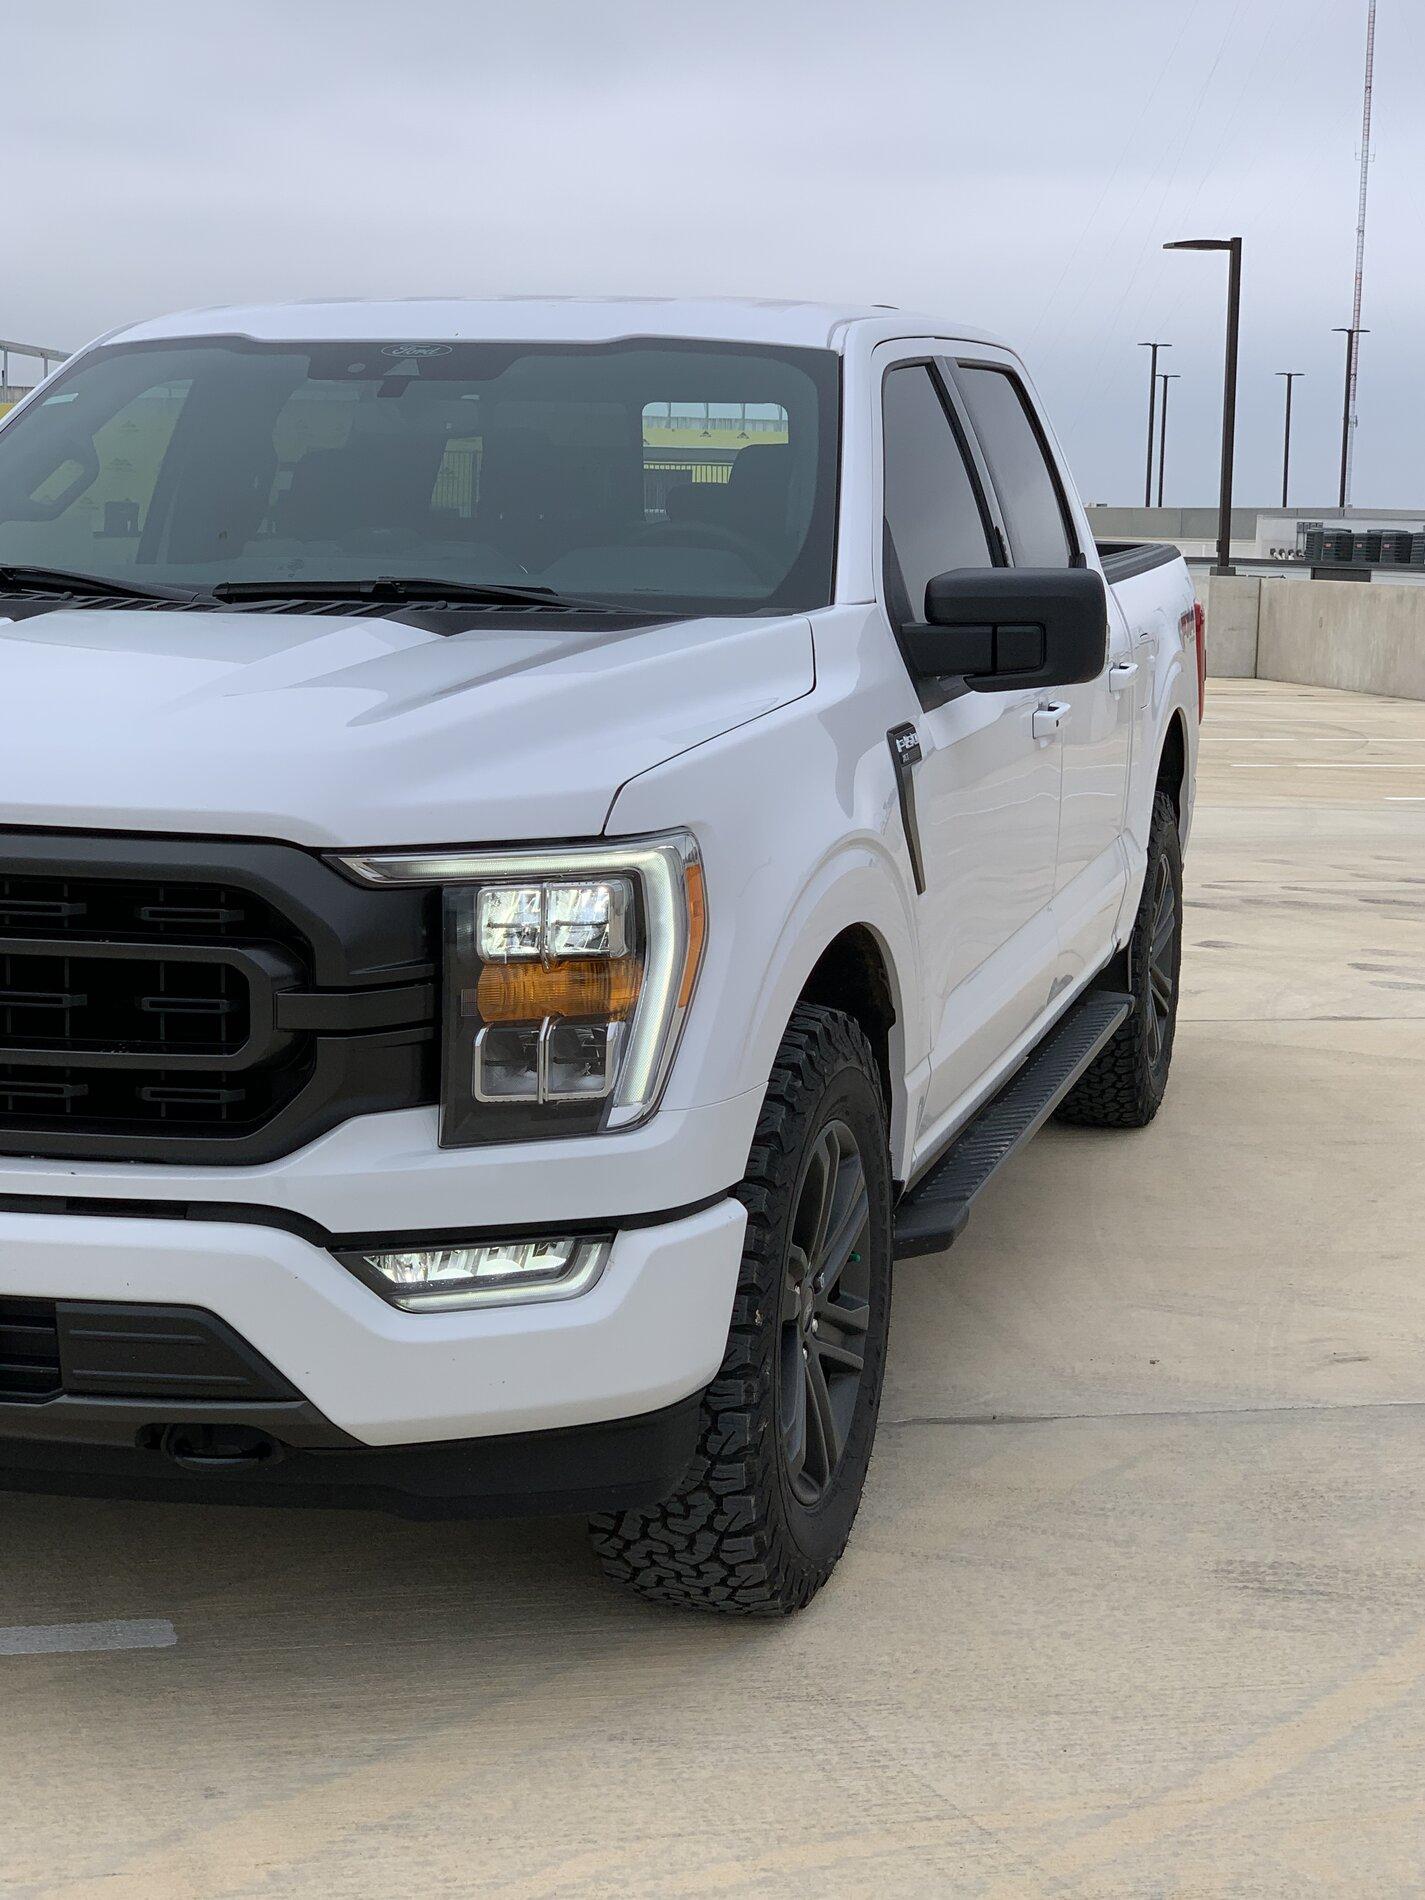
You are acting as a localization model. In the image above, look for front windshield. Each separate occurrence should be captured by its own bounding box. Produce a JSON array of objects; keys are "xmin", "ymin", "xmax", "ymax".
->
[{"xmin": 0, "ymin": 335, "xmax": 839, "ymax": 615}]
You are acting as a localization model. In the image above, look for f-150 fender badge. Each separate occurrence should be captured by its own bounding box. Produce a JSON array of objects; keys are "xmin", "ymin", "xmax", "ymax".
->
[
  {"xmin": 890, "ymin": 725, "xmax": 923, "ymax": 767},
  {"xmin": 887, "ymin": 723, "xmax": 926, "ymax": 896}
]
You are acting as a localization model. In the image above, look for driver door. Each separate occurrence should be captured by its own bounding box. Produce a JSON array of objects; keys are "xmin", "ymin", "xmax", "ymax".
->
[{"xmin": 878, "ymin": 352, "xmax": 1063, "ymax": 1146}]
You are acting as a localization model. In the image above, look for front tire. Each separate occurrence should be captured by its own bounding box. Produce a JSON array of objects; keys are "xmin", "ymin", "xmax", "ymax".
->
[
  {"xmin": 1057, "ymin": 787, "xmax": 1183, "ymax": 1129},
  {"xmin": 589, "ymin": 1005, "xmax": 893, "ymax": 1616}
]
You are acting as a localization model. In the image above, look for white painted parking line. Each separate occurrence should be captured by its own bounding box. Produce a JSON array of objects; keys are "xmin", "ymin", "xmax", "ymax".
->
[
  {"xmin": 1386, "ymin": 796, "xmax": 1425, "ymax": 802},
  {"xmin": 0, "ymin": 1619, "xmax": 177, "ymax": 1657},
  {"xmin": 1228, "ymin": 762, "xmax": 1424, "ymax": 770},
  {"xmin": 1203, "ymin": 736, "xmax": 1425, "ymax": 743}
]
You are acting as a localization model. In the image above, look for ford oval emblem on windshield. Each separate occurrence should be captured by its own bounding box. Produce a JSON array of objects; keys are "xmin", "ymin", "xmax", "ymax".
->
[{"xmin": 381, "ymin": 343, "xmax": 453, "ymax": 358}]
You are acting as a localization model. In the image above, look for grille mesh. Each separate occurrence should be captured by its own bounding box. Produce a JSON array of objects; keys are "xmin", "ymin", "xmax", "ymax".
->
[
  {"xmin": 0, "ymin": 873, "xmax": 312, "ymax": 1138},
  {"xmin": 0, "ymin": 873, "xmax": 304, "ymax": 951}
]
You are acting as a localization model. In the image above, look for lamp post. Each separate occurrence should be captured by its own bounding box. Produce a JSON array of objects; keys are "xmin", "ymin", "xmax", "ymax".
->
[
  {"xmin": 1165, "ymin": 237, "xmax": 1242, "ymax": 575},
  {"xmin": 1139, "ymin": 341, "xmax": 1171, "ymax": 506},
  {"xmin": 1276, "ymin": 372, "xmax": 1304, "ymax": 510},
  {"xmin": 1156, "ymin": 372, "xmax": 1181, "ymax": 508},
  {"xmin": 1332, "ymin": 327, "xmax": 1369, "ymax": 511}
]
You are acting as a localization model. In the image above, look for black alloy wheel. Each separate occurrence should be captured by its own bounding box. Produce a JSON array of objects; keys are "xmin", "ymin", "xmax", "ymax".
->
[
  {"xmin": 1144, "ymin": 846, "xmax": 1179, "ymax": 1086},
  {"xmin": 779, "ymin": 1118, "xmax": 872, "ymax": 1507}
]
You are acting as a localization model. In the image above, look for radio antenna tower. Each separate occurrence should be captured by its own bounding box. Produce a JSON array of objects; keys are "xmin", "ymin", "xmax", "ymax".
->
[{"xmin": 1342, "ymin": 0, "xmax": 1377, "ymax": 507}]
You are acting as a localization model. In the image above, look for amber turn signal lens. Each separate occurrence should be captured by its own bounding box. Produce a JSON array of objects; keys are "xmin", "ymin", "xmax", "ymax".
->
[
  {"xmin": 476, "ymin": 955, "xmax": 643, "ymax": 1024},
  {"xmin": 679, "ymin": 858, "xmax": 707, "ymax": 1010}
]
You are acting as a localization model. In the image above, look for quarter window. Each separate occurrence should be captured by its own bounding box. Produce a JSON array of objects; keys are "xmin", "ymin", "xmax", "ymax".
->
[
  {"xmin": 881, "ymin": 364, "xmax": 993, "ymax": 624},
  {"xmin": 954, "ymin": 364, "xmax": 1073, "ymax": 568}
]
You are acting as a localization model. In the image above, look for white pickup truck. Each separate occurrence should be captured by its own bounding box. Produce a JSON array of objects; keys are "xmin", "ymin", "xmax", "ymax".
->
[{"xmin": 0, "ymin": 299, "xmax": 1200, "ymax": 1615}]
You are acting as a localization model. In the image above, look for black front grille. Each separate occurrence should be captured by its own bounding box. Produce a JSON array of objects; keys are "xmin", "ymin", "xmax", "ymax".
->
[
  {"xmin": 0, "ymin": 835, "xmax": 437, "ymax": 1163},
  {"xmin": 0, "ymin": 1297, "xmax": 61, "ymax": 1402}
]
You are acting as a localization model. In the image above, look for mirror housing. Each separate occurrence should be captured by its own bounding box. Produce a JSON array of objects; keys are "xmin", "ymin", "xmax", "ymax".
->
[{"xmin": 903, "ymin": 567, "xmax": 1108, "ymax": 692}]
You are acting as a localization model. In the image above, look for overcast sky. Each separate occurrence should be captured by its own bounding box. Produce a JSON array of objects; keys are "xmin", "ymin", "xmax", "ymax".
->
[{"xmin": 8, "ymin": 0, "xmax": 1423, "ymax": 507}]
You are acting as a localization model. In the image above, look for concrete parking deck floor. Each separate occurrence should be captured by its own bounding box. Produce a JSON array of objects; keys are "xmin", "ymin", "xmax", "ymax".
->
[{"xmin": 4, "ymin": 679, "xmax": 1424, "ymax": 1898}]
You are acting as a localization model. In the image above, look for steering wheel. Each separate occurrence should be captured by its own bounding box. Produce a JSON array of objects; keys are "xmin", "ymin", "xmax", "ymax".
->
[
  {"xmin": 630, "ymin": 519, "xmax": 779, "ymax": 582},
  {"xmin": 328, "ymin": 525, "xmax": 533, "ymax": 576}
]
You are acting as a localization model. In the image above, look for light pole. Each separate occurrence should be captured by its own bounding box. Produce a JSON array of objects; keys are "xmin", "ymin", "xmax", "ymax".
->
[
  {"xmin": 1276, "ymin": 372, "xmax": 1304, "ymax": 510},
  {"xmin": 1341, "ymin": 0, "xmax": 1377, "ymax": 507},
  {"xmin": 1156, "ymin": 373, "xmax": 1181, "ymax": 507},
  {"xmin": 1332, "ymin": 327, "xmax": 1368, "ymax": 510},
  {"xmin": 1139, "ymin": 342, "xmax": 1171, "ymax": 506},
  {"xmin": 1165, "ymin": 237, "xmax": 1243, "ymax": 576}
]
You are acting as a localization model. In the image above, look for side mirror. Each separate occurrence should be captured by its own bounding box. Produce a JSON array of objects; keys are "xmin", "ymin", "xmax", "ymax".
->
[{"xmin": 903, "ymin": 567, "xmax": 1108, "ymax": 692}]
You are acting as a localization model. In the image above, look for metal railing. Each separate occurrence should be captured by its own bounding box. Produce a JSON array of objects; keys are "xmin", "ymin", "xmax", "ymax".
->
[{"xmin": 0, "ymin": 337, "xmax": 68, "ymax": 398}]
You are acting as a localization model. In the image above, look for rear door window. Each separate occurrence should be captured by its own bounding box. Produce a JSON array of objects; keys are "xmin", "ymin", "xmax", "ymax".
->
[{"xmin": 952, "ymin": 364, "xmax": 1074, "ymax": 568}]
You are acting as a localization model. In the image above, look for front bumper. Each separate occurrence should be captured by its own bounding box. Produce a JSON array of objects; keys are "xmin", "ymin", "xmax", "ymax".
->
[
  {"xmin": 0, "ymin": 1092, "xmax": 764, "ymax": 1234},
  {"xmin": 0, "ymin": 1392, "xmax": 707, "ymax": 1521},
  {"xmin": 0, "ymin": 1198, "xmax": 746, "ymax": 1450}
]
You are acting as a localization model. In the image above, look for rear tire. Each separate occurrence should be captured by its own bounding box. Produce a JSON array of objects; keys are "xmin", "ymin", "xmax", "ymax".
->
[
  {"xmin": 589, "ymin": 1005, "xmax": 893, "ymax": 1616},
  {"xmin": 1057, "ymin": 788, "xmax": 1183, "ymax": 1129}
]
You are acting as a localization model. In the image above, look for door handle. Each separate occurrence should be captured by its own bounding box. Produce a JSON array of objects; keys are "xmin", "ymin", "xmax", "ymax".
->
[
  {"xmin": 1108, "ymin": 660, "xmax": 1139, "ymax": 693},
  {"xmin": 1032, "ymin": 702, "xmax": 1068, "ymax": 742}
]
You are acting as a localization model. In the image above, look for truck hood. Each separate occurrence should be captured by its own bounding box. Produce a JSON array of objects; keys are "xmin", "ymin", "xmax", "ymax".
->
[{"xmin": 0, "ymin": 607, "xmax": 814, "ymax": 846}]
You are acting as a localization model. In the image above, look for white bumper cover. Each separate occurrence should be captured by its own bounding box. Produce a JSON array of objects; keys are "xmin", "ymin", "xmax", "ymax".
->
[{"xmin": 0, "ymin": 1199, "xmax": 747, "ymax": 1446}]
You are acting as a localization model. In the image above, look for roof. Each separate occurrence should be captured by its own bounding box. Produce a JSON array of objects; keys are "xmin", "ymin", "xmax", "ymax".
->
[{"xmin": 101, "ymin": 296, "xmax": 1003, "ymax": 355}]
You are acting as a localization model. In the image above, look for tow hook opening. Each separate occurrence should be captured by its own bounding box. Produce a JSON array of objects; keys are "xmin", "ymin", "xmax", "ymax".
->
[{"xmin": 140, "ymin": 1424, "xmax": 286, "ymax": 1473}]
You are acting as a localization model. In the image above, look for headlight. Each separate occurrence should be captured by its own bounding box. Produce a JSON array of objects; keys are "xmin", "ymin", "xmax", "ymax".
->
[{"xmin": 335, "ymin": 832, "xmax": 706, "ymax": 1145}]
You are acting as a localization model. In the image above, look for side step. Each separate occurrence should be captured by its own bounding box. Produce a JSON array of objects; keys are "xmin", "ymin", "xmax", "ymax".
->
[{"xmin": 893, "ymin": 990, "xmax": 1132, "ymax": 1259}]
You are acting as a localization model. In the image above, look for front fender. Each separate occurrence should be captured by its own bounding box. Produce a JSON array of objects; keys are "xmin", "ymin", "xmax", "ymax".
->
[{"xmin": 604, "ymin": 686, "xmax": 925, "ymax": 1177}]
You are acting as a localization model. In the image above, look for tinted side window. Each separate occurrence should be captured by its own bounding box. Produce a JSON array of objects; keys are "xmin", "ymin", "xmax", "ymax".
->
[
  {"xmin": 881, "ymin": 364, "xmax": 993, "ymax": 622},
  {"xmin": 955, "ymin": 365, "xmax": 1072, "ymax": 567}
]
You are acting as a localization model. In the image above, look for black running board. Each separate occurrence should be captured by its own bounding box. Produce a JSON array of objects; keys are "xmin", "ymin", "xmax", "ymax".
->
[{"xmin": 893, "ymin": 990, "xmax": 1132, "ymax": 1259}]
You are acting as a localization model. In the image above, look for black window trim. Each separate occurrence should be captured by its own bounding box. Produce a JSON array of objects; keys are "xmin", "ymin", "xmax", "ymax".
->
[{"xmin": 945, "ymin": 355, "xmax": 1084, "ymax": 569}]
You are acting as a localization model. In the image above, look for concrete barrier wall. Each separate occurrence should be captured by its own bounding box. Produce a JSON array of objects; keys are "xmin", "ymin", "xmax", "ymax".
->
[
  {"xmin": 1257, "ymin": 579, "xmax": 1425, "ymax": 701},
  {"xmin": 1201, "ymin": 575, "xmax": 1260, "ymax": 678},
  {"xmin": 1199, "ymin": 572, "xmax": 1425, "ymax": 701}
]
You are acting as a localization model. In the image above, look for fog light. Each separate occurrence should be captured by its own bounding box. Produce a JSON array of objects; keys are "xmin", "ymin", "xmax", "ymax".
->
[{"xmin": 340, "ymin": 1235, "xmax": 610, "ymax": 1312}]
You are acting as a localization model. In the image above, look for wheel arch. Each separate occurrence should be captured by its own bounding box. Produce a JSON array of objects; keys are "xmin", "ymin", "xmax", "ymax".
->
[
  {"xmin": 797, "ymin": 923, "xmax": 898, "ymax": 1118},
  {"xmin": 1156, "ymin": 708, "xmax": 1189, "ymax": 836},
  {"xmin": 734, "ymin": 858, "xmax": 921, "ymax": 1181}
]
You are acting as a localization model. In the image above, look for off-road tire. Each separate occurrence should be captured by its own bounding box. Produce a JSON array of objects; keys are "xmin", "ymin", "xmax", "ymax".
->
[
  {"xmin": 1057, "ymin": 788, "xmax": 1183, "ymax": 1129},
  {"xmin": 589, "ymin": 1005, "xmax": 893, "ymax": 1616}
]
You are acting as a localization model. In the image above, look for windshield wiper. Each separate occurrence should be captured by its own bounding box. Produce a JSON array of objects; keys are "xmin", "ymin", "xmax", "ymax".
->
[
  {"xmin": 0, "ymin": 564, "xmax": 202, "ymax": 604},
  {"xmin": 209, "ymin": 576, "xmax": 620, "ymax": 612}
]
